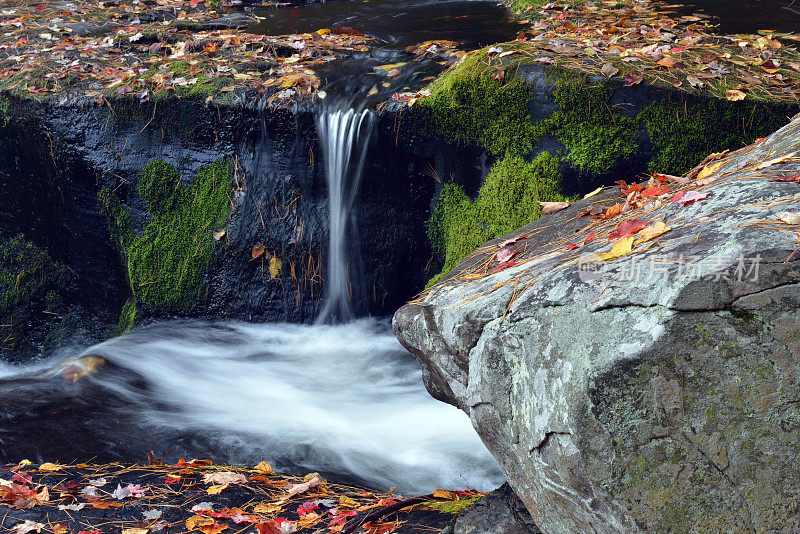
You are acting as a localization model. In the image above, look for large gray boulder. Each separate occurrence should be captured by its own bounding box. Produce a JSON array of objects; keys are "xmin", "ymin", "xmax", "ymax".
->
[{"xmin": 394, "ymin": 117, "xmax": 800, "ymax": 533}]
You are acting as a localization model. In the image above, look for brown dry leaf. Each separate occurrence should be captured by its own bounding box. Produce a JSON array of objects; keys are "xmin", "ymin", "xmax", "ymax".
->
[
  {"xmin": 12, "ymin": 521, "xmax": 45, "ymax": 534},
  {"xmin": 602, "ymin": 203, "xmax": 625, "ymax": 219},
  {"xmin": 539, "ymin": 201, "xmax": 571, "ymax": 214},
  {"xmin": 597, "ymin": 236, "xmax": 635, "ymax": 261},
  {"xmin": 207, "ymin": 483, "xmax": 228, "ymax": 495},
  {"xmin": 432, "ymin": 489, "xmax": 456, "ymax": 500},
  {"xmin": 600, "ymin": 63, "xmax": 619, "ymax": 77},
  {"xmin": 251, "ymin": 243, "xmax": 265, "ymax": 260},
  {"xmin": 725, "ymin": 89, "xmax": 746, "ymax": 101},
  {"xmin": 657, "ymin": 56, "xmax": 675, "ymax": 68},
  {"xmin": 269, "ymin": 256, "xmax": 282, "ymax": 279},
  {"xmin": 636, "ymin": 221, "xmax": 671, "ymax": 244},
  {"xmin": 122, "ymin": 528, "xmax": 150, "ymax": 534},
  {"xmin": 212, "ymin": 229, "xmax": 226, "ymax": 241}
]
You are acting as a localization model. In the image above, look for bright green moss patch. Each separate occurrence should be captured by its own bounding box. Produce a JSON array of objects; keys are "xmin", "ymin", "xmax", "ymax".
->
[
  {"xmin": 426, "ymin": 495, "xmax": 484, "ymax": 513},
  {"xmin": 117, "ymin": 298, "xmax": 140, "ymax": 334},
  {"xmin": 0, "ymin": 235, "xmax": 76, "ymax": 359},
  {"xmin": 104, "ymin": 159, "xmax": 233, "ymax": 315},
  {"xmin": 417, "ymin": 50, "xmax": 536, "ymax": 156},
  {"xmin": 427, "ymin": 152, "xmax": 567, "ymax": 286},
  {"xmin": 534, "ymin": 68, "xmax": 639, "ymax": 174},
  {"xmin": 638, "ymin": 97, "xmax": 790, "ymax": 175}
]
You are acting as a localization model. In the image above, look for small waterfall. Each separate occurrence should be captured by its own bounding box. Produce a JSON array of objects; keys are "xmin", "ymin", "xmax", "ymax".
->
[{"xmin": 315, "ymin": 104, "xmax": 374, "ymax": 324}]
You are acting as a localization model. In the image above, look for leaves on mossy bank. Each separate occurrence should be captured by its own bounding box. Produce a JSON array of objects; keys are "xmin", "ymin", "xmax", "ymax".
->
[{"xmin": 0, "ymin": 460, "xmax": 485, "ymax": 534}]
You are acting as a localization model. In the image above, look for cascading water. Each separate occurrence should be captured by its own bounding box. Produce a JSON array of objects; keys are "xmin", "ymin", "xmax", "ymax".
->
[{"xmin": 315, "ymin": 104, "xmax": 374, "ymax": 324}]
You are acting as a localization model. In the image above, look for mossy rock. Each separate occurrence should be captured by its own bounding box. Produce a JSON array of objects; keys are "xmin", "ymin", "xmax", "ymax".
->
[
  {"xmin": 427, "ymin": 152, "xmax": 569, "ymax": 286},
  {"xmin": 101, "ymin": 159, "xmax": 234, "ymax": 322},
  {"xmin": 0, "ymin": 235, "xmax": 78, "ymax": 360}
]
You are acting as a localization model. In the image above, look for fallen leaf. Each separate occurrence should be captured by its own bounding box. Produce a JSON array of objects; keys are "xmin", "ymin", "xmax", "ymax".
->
[
  {"xmin": 623, "ymin": 74, "xmax": 643, "ymax": 86},
  {"xmin": 600, "ymin": 63, "xmax": 619, "ymax": 77},
  {"xmin": 657, "ymin": 56, "xmax": 675, "ymax": 68},
  {"xmin": 38, "ymin": 463, "xmax": 62, "ymax": 472},
  {"xmin": 609, "ymin": 219, "xmax": 648, "ymax": 239},
  {"xmin": 287, "ymin": 475, "xmax": 322, "ymax": 497},
  {"xmin": 636, "ymin": 221, "xmax": 671, "ymax": 244},
  {"xmin": 499, "ymin": 234, "xmax": 528, "ymax": 247},
  {"xmin": 122, "ymin": 528, "xmax": 150, "ymax": 534},
  {"xmin": 254, "ymin": 462, "xmax": 273, "ymax": 475},
  {"xmin": 641, "ymin": 186, "xmax": 670, "ymax": 197},
  {"xmin": 207, "ymin": 484, "xmax": 228, "ymax": 495},
  {"xmin": 583, "ymin": 186, "xmax": 604, "ymax": 200},
  {"xmin": 777, "ymin": 211, "xmax": 800, "ymax": 224},
  {"xmin": 496, "ymin": 248, "xmax": 515, "ymax": 263},
  {"xmin": 697, "ymin": 161, "xmax": 723, "ymax": 180},
  {"xmin": 338, "ymin": 495, "xmax": 358, "ymax": 508},
  {"xmin": 584, "ymin": 231, "xmax": 596, "ymax": 244},
  {"xmin": 597, "ymin": 236, "xmax": 635, "ymax": 261},
  {"xmin": 212, "ymin": 229, "xmax": 225, "ymax": 240},
  {"xmin": 12, "ymin": 521, "xmax": 44, "ymax": 534},
  {"xmin": 539, "ymin": 201, "xmax": 571, "ymax": 214},
  {"xmin": 269, "ymin": 256, "xmax": 282, "ymax": 279},
  {"xmin": 203, "ymin": 472, "xmax": 247, "ymax": 485},
  {"xmin": 253, "ymin": 501, "xmax": 284, "ymax": 515},
  {"xmin": 187, "ymin": 515, "xmax": 215, "ymax": 531},
  {"xmin": 754, "ymin": 151, "xmax": 798, "ymax": 171},
  {"xmin": 725, "ymin": 89, "xmax": 746, "ymax": 101},
  {"xmin": 491, "ymin": 261, "xmax": 517, "ymax": 273},
  {"xmin": 671, "ymin": 190, "xmax": 710, "ymax": 205},
  {"xmin": 58, "ymin": 503, "xmax": 86, "ymax": 511},
  {"xmin": 432, "ymin": 489, "xmax": 456, "ymax": 500}
]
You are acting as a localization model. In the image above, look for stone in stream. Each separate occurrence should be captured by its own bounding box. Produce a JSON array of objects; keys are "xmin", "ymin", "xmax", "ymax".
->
[{"xmin": 393, "ymin": 116, "xmax": 800, "ymax": 533}]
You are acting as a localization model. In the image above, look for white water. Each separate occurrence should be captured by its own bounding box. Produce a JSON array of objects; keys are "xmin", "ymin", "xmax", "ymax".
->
[
  {"xmin": 0, "ymin": 319, "xmax": 503, "ymax": 494},
  {"xmin": 315, "ymin": 106, "xmax": 373, "ymax": 323}
]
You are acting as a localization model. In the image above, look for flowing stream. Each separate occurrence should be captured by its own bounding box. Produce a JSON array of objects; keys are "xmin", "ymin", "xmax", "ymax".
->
[{"xmin": 0, "ymin": 320, "xmax": 503, "ymax": 493}]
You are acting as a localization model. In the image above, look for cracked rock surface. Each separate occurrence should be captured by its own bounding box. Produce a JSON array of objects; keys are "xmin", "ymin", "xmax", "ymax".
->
[{"xmin": 394, "ymin": 117, "xmax": 800, "ymax": 533}]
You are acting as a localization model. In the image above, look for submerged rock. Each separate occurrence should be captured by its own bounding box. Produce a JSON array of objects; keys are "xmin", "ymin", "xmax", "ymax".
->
[
  {"xmin": 450, "ymin": 483, "xmax": 537, "ymax": 534},
  {"xmin": 394, "ymin": 116, "xmax": 800, "ymax": 532}
]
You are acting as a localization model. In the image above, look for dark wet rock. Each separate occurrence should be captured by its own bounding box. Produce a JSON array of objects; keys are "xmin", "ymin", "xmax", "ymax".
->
[
  {"xmin": 451, "ymin": 483, "xmax": 538, "ymax": 534},
  {"xmin": 394, "ymin": 116, "xmax": 800, "ymax": 532}
]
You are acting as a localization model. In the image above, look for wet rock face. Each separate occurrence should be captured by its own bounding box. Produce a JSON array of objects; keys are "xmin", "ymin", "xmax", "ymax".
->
[
  {"xmin": 0, "ymin": 96, "xmax": 463, "ymax": 350},
  {"xmin": 393, "ymin": 118, "xmax": 800, "ymax": 532}
]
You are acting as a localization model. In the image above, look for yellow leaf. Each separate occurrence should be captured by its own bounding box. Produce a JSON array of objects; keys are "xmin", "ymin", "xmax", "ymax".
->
[
  {"xmin": 122, "ymin": 529, "xmax": 150, "ymax": 534},
  {"xmin": 253, "ymin": 501, "xmax": 284, "ymax": 515},
  {"xmin": 597, "ymin": 236, "xmax": 635, "ymax": 261},
  {"xmin": 635, "ymin": 221, "xmax": 671, "ymax": 244},
  {"xmin": 583, "ymin": 186, "xmax": 604, "ymax": 200},
  {"xmin": 753, "ymin": 150, "xmax": 798, "ymax": 171},
  {"xmin": 317, "ymin": 28, "xmax": 331, "ymax": 36},
  {"xmin": 697, "ymin": 161, "xmax": 723, "ymax": 180},
  {"xmin": 186, "ymin": 515, "xmax": 215, "ymax": 531},
  {"xmin": 374, "ymin": 62, "xmax": 407, "ymax": 71},
  {"xmin": 254, "ymin": 461, "xmax": 273, "ymax": 475},
  {"xmin": 207, "ymin": 483, "xmax": 228, "ymax": 495},
  {"xmin": 38, "ymin": 463, "xmax": 62, "ymax": 472},
  {"xmin": 338, "ymin": 495, "xmax": 358, "ymax": 508},
  {"xmin": 269, "ymin": 256, "xmax": 282, "ymax": 279},
  {"xmin": 538, "ymin": 201, "xmax": 571, "ymax": 214},
  {"xmin": 18, "ymin": 460, "xmax": 32, "ymax": 467}
]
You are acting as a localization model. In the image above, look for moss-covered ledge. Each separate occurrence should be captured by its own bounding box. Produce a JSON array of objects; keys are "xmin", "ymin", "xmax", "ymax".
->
[
  {"xmin": 100, "ymin": 159, "xmax": 234, "ymax": 330},
  {"xmin": 405, "ymin": 46, "xmax": 797, "ymax": 285}
]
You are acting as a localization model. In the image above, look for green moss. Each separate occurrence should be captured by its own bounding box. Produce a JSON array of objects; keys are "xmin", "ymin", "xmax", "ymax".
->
[
  {"xmin": 0, "ymin": 235, "xmax": 76, "ymax": 359},
  {"xmin": 117, "ymin": 298, "xmax": 140, "ymax": 333},
  {"xmin": 427, "ymin": 152, "xmax": 567, "ymax": 286},
  {"xmin": 416, "ymin": 50, "xmax": 536, "ymax": 156},
  {"xmin": 638, "ymin": 96, "xmax": 790, "ymax": 175},
  {"xmin": 535, "ymin": 68, "xmax": 639, "ymax": 174},
  {"xmin": 98, "ymin": 186, "xmax": 134, "ymax": 248},
  {"xmin": 0, "ymin": 95, "xmax": 10, "ymax": 127},
  {"xmin": 425, "ymin": 495, "xmax": 484, "ymax": 514},
  {"xmin": 104, "ymin": 159, "xmax": 233, "ymax": 313}
]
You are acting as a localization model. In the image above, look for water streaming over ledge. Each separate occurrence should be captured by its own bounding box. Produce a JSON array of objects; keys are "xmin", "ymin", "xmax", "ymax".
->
[
  {"xmin": 0, "ymin": 319, "xmax": 504, "ymax": 493},
  {"xmin": 315, "ymin": 103, "xmax": 374, "ymax": 323}
]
